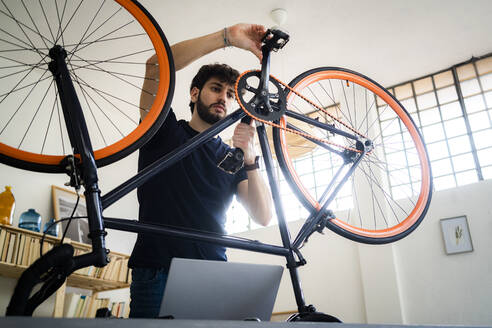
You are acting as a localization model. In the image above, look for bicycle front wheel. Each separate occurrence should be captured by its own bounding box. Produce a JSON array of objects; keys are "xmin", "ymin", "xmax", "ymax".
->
[
  {"xmin": 273, "ymin": 67, "xmax": 432, "ymax": 244},
  {"xmin": 0, "ymin": 0, "xmax": 174, "ymax": 172}
]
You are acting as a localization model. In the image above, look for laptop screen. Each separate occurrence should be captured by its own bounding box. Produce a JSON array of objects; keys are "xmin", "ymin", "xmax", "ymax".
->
[{"xmin": 159, "ymin": 258, "xmax": 283, "ymax": 321}]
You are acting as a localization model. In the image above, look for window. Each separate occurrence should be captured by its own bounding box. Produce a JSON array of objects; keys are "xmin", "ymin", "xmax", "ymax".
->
[
  {"xmin": 382, "ymin": 54, "xmax": 492, "ymax": 193},
  {"xmin": 225, "ymin": 149, "xmax": 352, "ymax": 234}
]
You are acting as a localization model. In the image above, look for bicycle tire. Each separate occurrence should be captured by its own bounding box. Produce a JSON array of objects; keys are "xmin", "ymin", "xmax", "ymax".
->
[
  {"xmin": 0, "ymin": 0, "xmax": 174, "ymax": 173},
  {"xmin": 273, "ymin": 67, "xmax": 432, "ymax": 244}
]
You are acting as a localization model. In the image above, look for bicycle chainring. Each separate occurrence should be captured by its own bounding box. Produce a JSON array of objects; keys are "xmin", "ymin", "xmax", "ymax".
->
[{"xmin": 236, "ymin": 71, "xmax": 286, "ymax": 122}]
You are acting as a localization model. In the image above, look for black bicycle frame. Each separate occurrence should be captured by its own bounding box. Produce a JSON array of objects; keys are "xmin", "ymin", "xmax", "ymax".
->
[{"xmin": 46, "ymin": 34, "xmax": 368, "ymax": 315}]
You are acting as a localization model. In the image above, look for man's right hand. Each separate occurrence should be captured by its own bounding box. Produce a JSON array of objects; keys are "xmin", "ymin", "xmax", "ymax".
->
[{"xmin": 226, "ymin": 24, "xmax": 267, "ymax": 61}]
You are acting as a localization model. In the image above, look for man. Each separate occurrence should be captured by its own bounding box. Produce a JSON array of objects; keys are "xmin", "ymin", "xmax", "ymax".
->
[{"xmin": 128, "ymin": 24, "xmax": 273, "ymax": 318}]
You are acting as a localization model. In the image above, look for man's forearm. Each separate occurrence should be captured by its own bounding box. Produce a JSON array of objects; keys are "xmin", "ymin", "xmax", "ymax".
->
[
  {"xmin": 171, "ymin": 29, "xmax": 226, "ymax": 71},
  {"xmin": 245, "ymin": 170, "xmax": 272, "ymax": 226}
]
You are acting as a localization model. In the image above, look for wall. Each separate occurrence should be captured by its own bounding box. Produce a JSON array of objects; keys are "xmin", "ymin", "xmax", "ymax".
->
[
  {"xmin": 394, "ymin": 179, "xmax": 492, "ymax": 325},
  {"xmin": 229, "ymin": 179, "xmax": 492, "ymax": 325}
]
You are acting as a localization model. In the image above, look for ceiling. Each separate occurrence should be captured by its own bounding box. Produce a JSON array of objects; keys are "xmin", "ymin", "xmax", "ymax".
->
[{"xmin": 140, "ymin": 0, "xmax": 492, "ymax": 123}]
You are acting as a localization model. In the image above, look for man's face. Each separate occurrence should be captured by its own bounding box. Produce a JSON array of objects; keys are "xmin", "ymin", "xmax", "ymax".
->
[{"xmin": 194, "ymin": 77, "xmax": 235, "ymax": 125}]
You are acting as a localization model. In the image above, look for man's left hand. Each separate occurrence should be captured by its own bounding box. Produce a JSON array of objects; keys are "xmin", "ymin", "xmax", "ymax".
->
[{"xmin": 232, "ymin": 122, "xmax": 256, "ymax": 165}]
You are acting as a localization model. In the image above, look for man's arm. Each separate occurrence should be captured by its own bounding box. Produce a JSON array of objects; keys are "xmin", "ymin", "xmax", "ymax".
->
[
  {"xmin": 237, "ymin": 171, "xmax": 272, "ymax": 226},
  {"xmin": 233, "ymin": 123, "xmax": 273, "ymax": 226},
  {"xmin": 171, "ymin": 23, "xmax": 265, "ymax": 71},
  {"xmin": 140, "ymin": 24, "xmax": 266, "ymax": 120}
]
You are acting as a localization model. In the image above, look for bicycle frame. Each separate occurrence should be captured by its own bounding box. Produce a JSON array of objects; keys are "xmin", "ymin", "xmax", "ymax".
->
[{"xmin": 21, "ymin": 30, "xmax": 368, "ymax": 315}]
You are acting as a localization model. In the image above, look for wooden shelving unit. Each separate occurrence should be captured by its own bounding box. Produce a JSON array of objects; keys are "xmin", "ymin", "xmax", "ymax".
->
[{"xmin": 0, "ymin": 223, "xmax": 131, "ymax": 317}]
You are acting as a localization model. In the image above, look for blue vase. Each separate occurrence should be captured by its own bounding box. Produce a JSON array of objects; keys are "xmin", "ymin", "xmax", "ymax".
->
[
  {"xmin": 43, "ymin": 218, "xmax": 59, "ymax": 237},
  {"xmin": 19, "ymin": 208, "xmax": 42, "ymax": 232}
]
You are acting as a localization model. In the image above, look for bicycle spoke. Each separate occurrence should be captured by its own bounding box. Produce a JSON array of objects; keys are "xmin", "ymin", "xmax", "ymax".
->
[
  {"xmin": 365, "ymin": 160, "xmax": 404, "ymax": 226},
  {"xmin": 55, "ymin": 87, "xmax": 66, "ymax": 155},
  {"xmin": 0, "ymin": 63, "xmax": 46, "ymax": 81},
  {"xmin": 41, "ymin": 88, "xmax": 60, "ymax": 154},
  {"xmin": 67, "ymin": 48, "xmax": 154, "ymax": 67},
  {"xmin": 38, "ymin": 0, "xmax": 56, "ymax": 43},
  {"xmin": 69, "ymin": 71, "xmax": 140, "ymax": 124},
  {"xmin": 66, "ymin": 32, "xmax": 147, "ymax": 52},
  {"xmin": 351, "ymin": 178, "xmax": 363, "ymax": 227},
  {"xmin": 69, "ymin": 19, "xmax": 135, "ymax": 56},
  {"xmin": 54, "ymin": 0, "xmax": 68, "ymax": 47},
  {"xmin": 0, "ymin": 69, "xmax": 50, "ymax": 136},
  {"xmin": 67, "ymin": 0, "xmax": 106, "ymax": 60},
  {"xmin": 319, "ymin": 80, "xmax": 353, "ymax": 131},
  {"xmin": 19, "ymin": 79, "xmax": 54, "ymax": 148},
  {"xmin": 71, "ymin": 6, "xmax": 123, "ymax": 54},
  {"xmin": 71, "ymin": 68, "xmax": 125, "ymax": 140},
  {"xmin": 357, "ymin": 89, "xmax": 376, "ymax": 134},
  {"xmin": 68, "ymin": 52, "xmax": 153, "ymax": 95},
  {"xmin": 0, "ymin": 0, "xmax": 50, "ymax": 65},
  {"xmin": 0, "ymin": 55, "xmax": 49, "ymax": 101},
  {"xmin": 358, "ymin": 161, "xmax": 411, "ymax": 217},
  {"xmin": 0, "ymin": 26, "xmax": 48, "ymax": 58},
  {"xmin": 340, "ymin": 80, "xmax": 354, "ymax": 127},
  {"xmin": 75, "ymin": 77, "xmax": 110, "ymax": 145},
  {"xmin": 69, "ymin": 62, "xmax": 153, "ymax": 81},
  {"xmin": 54, "ymin": 0, "xmax": 84, "ymax": 47},
  {"xmin": 20, "ymin": 0, "xmax": 50, "ymax": 50}
]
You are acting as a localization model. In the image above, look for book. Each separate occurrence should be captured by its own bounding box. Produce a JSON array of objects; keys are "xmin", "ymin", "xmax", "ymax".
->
[
  {"xmin": 123, "ymin": 301, "xmax": 130, "ymax": 318},
  {"xmin": 75, "ymin": 295, "xmax": 86, "ymax": 318},
  {"xmin": 13, "ymin": 234, "xmax": 23, "ymax": 264},
  {"xmin": 118, "ymin": 259, "xmax": 129, "ymax": 282},
  {"xmin": 5, "ymin": 232, "xmax": 16, "ymax": 263},
  {"xmin": 117, "ymin": 301, "xmax": 126, "ymax": 318},
  {"xmin": 1, "ymin": 232, "xmax": 11, "ymax": 261},
  {"xmin": 80, "ymin": 294, "xmax": 92, "ymax": 318},
  {"xmin": 32, "ymin": 238, "xmax": 41, "ymax": 264},
  {"xmin": 112, "ymin": 258, "xmax": 122, "ymax": 281},
  {"xmin": 0, "ymin": 228, "xmax": 7, "ymax": 255},
  {"xmin": 21, "ymin": 237, "xmax": 31, "ymax": 266},
  {"xmin": 63, "ymin": 293, "xmax": 80, "ymax": 318},
  {"xmin": 83, "ymin": 295, "xmax": 96, "ymax": 318}
]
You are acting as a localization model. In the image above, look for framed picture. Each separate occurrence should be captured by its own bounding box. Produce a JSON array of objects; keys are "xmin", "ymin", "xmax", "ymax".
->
[
  {"xmin": 440, "ymin": 215, "xmax": 473, "ymax": 255},
  {"xmin": 52, "ymin": 185, "xmax": 90, "ymax": 244}
]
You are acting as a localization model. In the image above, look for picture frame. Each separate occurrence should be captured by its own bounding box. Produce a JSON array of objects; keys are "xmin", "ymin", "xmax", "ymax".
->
[
  {"xmin": 52, "ymin": 185, "xmax": 90, "ymax": 244},
  {"xmin": 440, "ymin": 215, "xmax": 473, "ymax": 255}
]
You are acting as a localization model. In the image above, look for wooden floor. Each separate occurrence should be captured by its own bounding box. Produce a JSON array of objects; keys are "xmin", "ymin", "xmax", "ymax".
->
[{"xmin": 1, "ymin": 317, "xmax": 487, "ymax": 328}]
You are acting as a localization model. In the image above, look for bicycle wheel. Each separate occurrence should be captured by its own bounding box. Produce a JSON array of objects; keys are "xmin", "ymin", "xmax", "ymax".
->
[
  {"xmin": 273, "ymin": 67, "xmax": 432, "ymax": 244},
  {"xmin": 0, "ymin": 0, "xmax": 174, "ymax": 172}
]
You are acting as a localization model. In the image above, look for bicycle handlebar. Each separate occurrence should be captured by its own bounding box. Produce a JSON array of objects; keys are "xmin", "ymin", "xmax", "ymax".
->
[{"xmin": 6, "ymin": 244, "xmax": 75, "ymax": 316}]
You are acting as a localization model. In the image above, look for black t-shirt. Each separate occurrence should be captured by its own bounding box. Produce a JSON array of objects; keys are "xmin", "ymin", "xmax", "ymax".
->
[{"xmin": 128, "ymin": 109, "xmax": 247, "ymax": 270}]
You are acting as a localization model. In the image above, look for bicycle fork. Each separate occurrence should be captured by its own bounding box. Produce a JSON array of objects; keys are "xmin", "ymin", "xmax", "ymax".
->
[{"xmin": 48, "ymin": 45, "xmax": 109, "ymax": 269}]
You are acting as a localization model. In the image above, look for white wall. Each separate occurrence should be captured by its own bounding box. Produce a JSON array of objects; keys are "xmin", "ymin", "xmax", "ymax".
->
[
  {"xmin": 229, "ymin": 179, "xmax": 492, "ymax": 325},
  {"xmin": 394, "ymin": 179, "xmax": 492, "ymax": 325}
]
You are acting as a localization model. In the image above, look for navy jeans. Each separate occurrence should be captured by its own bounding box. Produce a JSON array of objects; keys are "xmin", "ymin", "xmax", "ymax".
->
[{"xmin": 129, "ymin": 267, "xmax": 168, "ymax": 318}]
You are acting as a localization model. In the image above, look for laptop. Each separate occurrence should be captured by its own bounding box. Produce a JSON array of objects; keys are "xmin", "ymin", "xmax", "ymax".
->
[{"xmin": 159, "ymin": 258, "xmax": 283, "ymax": 321}]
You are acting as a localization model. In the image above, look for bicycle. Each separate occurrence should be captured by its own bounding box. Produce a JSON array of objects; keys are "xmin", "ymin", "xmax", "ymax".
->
[{"xmin": 0, "ymin": 0, "xmax": 432, "ymax": 321}]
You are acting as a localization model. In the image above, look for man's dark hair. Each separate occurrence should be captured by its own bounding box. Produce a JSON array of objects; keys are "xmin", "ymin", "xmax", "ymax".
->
[{"xmin": 189, "ymin": 63, "xmax": 239, "ymax": 113}]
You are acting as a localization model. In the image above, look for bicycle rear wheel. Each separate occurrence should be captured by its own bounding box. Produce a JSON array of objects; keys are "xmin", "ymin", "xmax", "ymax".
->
[
  {"xmin": 273, "ymin": 67, "xmax": 432, "ymax": 244},
  {"xmin": 0, "ymin": 0, "xmax": 174, "ymax": 172}
]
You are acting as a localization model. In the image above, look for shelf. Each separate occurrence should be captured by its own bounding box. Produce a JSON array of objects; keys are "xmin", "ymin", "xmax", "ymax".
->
[
  {"xmin": 0, "ymin": 261, "xmax": 129, "ymax": 292},
  {"xmin": 0, "ymin": 223, "xmax": 131, "ymax": 317}
]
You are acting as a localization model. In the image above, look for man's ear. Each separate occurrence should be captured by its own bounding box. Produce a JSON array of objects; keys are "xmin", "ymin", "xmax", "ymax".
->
[{"xmin": 190, "ymin": 86, "xmax": 199, "ymax": 104}]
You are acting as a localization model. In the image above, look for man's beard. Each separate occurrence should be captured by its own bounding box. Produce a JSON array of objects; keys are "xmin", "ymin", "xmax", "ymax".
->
[{"xmin": 195, "ymin": 94, "xmax": 224, "ymax": 125}]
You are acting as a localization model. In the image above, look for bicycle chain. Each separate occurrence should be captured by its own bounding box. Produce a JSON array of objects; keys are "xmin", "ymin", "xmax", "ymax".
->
[{"xmin": 234, "ymin": 70, "xmax": 368, "ymax": 153}]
